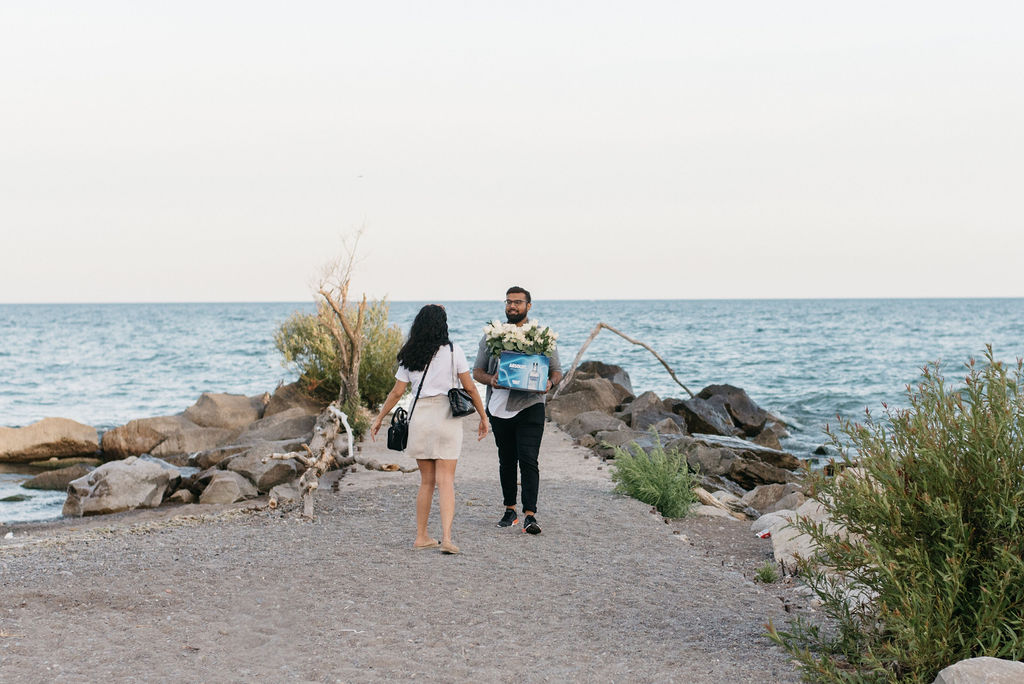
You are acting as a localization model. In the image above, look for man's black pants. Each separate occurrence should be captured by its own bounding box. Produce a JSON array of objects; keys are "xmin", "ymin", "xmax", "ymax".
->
[{"xmin": 488, "ymin": 403, "xmax": 546, "ymax": 514}]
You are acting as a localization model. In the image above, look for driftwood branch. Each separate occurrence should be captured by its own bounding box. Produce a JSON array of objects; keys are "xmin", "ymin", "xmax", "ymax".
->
[
  {"xmin": 552, "ymin": 322, "xmax": 694, "ymax": 399},
  {"xmin": 262, "ymin": 401, "xmax": 415, "ymax": 517},
  {"xmin": 693, "ymin": 486, "xmax": 748, "ymax": 521}
]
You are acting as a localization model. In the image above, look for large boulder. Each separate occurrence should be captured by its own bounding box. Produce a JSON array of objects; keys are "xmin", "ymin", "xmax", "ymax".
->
[
  {"xmin": 564, "ymin": 411, "xmax": 628, "ymax": 440},
  {"xmin": 150, "ymin": 426, "xmax": 240, "ymax": 458},
  {"xmin": 21, "ymin": 464, "xmax": 94, "ymax": 490},
  {"xmin": 225, "ymin": 442, "xmax": 303, "ymax": 493},
  {"xmin": 575, "ymin": 361, "xmax": 635, "ymax": 397},
  {"xmin": 0, "ymin": 418, "xmax": 99, "ymax": 463},
  {"xmin": 728, "ymin": 458, "xmax": 800, "ymax": 490},
  {"xmin": 619, "ymin": 391, "xmax": 685, "ymax": 432},
  {"xmin": 697, "ymin": 384, "xmax": 771, "ymax": 435},
  {"xmin": 101, "ymin": 415, "xmax": 196, "ymax": 459},
  {"xmin": 933, "ymin": 657, "xmax": 1024, "ymax": 684},
  {"xmin": 234, "ymin": 408, "xmax": 317, "ymax": 444},
  {"xmin": 770, "ymin": 499, "xmax": 831, "ymax": 570},
  {"xmin": 592, "ymin": 430, "xmax": 657, "ymax": 458},
  {"xmin": 547, "ymin": 378, "xmax": 621, "ymax": 426},
  {"xmin": 199, "ymin": 471, "xmax": 258, "ymax": 504},
  {"xmin": 63, "ymin": 456, "xmax": 174, "ymax": 517},
  {"xmin": 689, "ymin": 434, "xmax": 802, "ymax": 471},
  {"xmin": 670, "ymin": 397, "xmax": 739, "ymax": 437},
  {"xmin": 183, "ymin": 392, "xmax": 268, "ymax": 429},
  {"xmin": 264, "ymin": 382, "xmax": 325, "ymax": 417},
  {"xmin": 739, "ymin": 482, "xmax": 804, "ymax": 513}
]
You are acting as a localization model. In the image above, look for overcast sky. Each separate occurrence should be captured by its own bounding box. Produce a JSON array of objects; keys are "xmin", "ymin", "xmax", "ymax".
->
[{"xmin": 2, "ymin": 1, "xmax": 1022, "ymax": 303}]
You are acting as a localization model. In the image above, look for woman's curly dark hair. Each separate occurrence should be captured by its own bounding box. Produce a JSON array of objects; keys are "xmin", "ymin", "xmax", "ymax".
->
[{"xmin": 396, "ymin": 304, "xmax": 450, "ymax": 371}]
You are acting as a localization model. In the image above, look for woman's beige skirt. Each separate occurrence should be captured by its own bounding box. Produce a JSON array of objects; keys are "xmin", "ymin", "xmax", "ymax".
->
[{"xmin": 406, "ymin": 395, "xmax": 463, "ymax": 460}]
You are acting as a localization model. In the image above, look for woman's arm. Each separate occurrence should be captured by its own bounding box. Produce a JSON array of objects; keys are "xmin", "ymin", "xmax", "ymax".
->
[
  {"xmin": 459, "ymin": 371, "xmax": 489, "ymax": 441},
  {"xmin": 370, "ymin": 380, "xmax": 410, "ymax": 441}
]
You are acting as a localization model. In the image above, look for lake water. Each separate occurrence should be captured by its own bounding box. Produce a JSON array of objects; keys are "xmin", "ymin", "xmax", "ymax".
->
[{"xmin": 2, "ymin": 298, "xmax": 1022, "ymax": 523}]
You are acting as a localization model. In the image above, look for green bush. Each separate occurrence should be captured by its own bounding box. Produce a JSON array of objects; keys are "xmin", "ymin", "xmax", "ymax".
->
[
  {"xmin": 608, "ymin": 431, "xmax": 697, "ymax": 518},
  {"xmin": 274, "ymin": 299, "xmax": 402, "ymax": 410},
  {"xmin": 769, "ymin": 347, "xmax": 1024, "ymax": 683}
]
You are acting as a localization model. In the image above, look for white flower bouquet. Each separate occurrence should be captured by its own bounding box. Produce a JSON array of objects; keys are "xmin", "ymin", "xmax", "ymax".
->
[{"xmin": 483, "ymin": 320, "xmax": 558, "ymax": 357}]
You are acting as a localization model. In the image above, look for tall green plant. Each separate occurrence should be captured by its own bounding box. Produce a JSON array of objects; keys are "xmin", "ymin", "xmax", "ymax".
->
[
  {"xmin": 609, "ymin": 430, "xmax": 697, "ymax": 518},
  {"xmin": 275, "ymin": 299, "xmax": 402, "ymax": 410},
  {"xmin": 769, "ymin": 347, "xmax": 1024, "ymax": 683}
]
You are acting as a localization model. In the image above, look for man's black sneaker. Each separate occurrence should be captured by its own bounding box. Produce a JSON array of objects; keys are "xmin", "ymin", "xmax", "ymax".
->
[
  {"xmin": 497, "ymin": 508, "xmax": 519, "ymax": 528},
  {"xmin": 523, "ymin": 515, "xmax": 542, "ymax": 535}
]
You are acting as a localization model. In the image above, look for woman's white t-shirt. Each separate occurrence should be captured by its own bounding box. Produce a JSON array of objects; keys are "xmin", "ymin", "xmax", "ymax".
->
[{"xmin": 395, "ymin": 343, "xmax": 470, "ymax": 398}]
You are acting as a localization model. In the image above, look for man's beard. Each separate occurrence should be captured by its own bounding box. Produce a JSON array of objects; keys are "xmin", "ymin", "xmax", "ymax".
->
[{"xmin": 506, "ymin": 311, "xmax": 527, "ymax": 324}]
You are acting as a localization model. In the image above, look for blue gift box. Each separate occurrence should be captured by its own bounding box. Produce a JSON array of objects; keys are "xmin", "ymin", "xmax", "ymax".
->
[{"xmin": 496, "ymin": 351, "xmax": 550, "ymax": 393}]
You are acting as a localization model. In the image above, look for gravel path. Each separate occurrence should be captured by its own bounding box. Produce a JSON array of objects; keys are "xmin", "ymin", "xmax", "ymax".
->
[{"xmin": 1, "ymin": 420, "xmax": 802, "ymax": 683}]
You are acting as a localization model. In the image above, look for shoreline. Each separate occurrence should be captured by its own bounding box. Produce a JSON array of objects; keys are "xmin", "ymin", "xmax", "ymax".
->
[{"xmin": 0, "ymin": 419, "xmax": 807, "ymax": 682}]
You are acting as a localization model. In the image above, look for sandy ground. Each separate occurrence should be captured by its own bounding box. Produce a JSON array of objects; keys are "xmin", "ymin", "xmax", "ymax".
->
[{"xmin": 0, "ymin": 418, "xmax": 805, "ymax": 683}]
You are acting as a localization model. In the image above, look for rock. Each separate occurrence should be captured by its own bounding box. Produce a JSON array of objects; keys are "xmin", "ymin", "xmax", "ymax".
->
[
  {"xmin": 618, "ymin": 391, "xmax": 664, "ymax": 423},
  {"xmin": 729, "ymin": 458, "xmax": 800, "ymax": 490},
  {"xmin": 752, "ymin": 428, "xmax": 783, "ymax": 451},
  {"xmin": 933, "ymin": 657, "xmax": 1024, "ymax": 684},
  {"xmin": 199, "ymin": 471, "xmax": 258, "ymax": 504},
  {"xmin": 63, "ymin": 456, "xmax": 174, "ymax": 517},
  {"xmin": 27, "ymin": 456, "xmax": 102, "ymax": 470},
  {"xmin": 649, "ymin": 417, "xmax": 685, "ymax": 435},
  {"xmin": 685, "ymin": 445, "xmax": 738, "ymax": 477},
  {"xmin": 21, "ymin": 464, "xmax": 94, "ymax": 490},
  {"xmin": 698, "ymin": 474, "xmax": 749, "ymax": 499},
  {"xmin": 671, "ymin": 397, "xmax": 739, "ymax": 437},
  {"xmin": 766, "ymin": 491, "xmax": 807, "ymax": 513},
  {"xmin": 751, "ymin": 511, "xmax": 794, "ymax": 535},
  {"xmin": 268, "ymin": 479, "xmax": 302, "ymax": 506},
  {"xmin": 770, "ymin": 499, "xmax": 832, "ymax": 571},
  {"xmin": 183, "ymin": 392, "xmax": 268, "ymax": 429},
  {"xmin": 547, "ymin": 378, "xmax": 621, "ymax": 426},
  {"xmin": 576, "ymin": 361, "xmax": 634, "ymax": 397},
  {"xmin": 101, "ymin": 415, "xmax": 196, "ymax": 459},
  {"xmin": 138, "ymin": 454, "xmax": 197, "ymax": 493},
  {"xmin": 264, "ymin": 381, "xmax": 327, "ymax": 417},
  {"xmin": 739, "ymin": 483, "xmax": 804, "ymax": 513},
  {"xmin": 0, "ymin": 418, "xmax": 99, "ymax": 463},
  {"xmin": 690, "ymin": 434, "xmax": 802, "ymax": 470},
  {"xmin": 190, "ymin": 444, "xmax": 252, "ymax": 469},
  {"xmin": 697, "ymin": 384, "xmax": 771, "ymax": 435},
  {"xmin": 577, "ymin": 434, "xmax": 598, "ymax": 449},
  {"xmin": 813, "ymin": 444, "xmax": 832, "ymax": 456},
  {"xmin": 166, "ymin": 489, "xmax": 196, "ymax": 504},
  {"xmin": 564, "ymin": 411, "xmax": 628, "ymax": 440},
  {"xmin": 234, "ymin": 408, "xmax": 317, "ymax": 444},
  {"xmin": 150, "ymin": 426, "xmax": 240, "ymax": 458},
  {"xmin": 226, "ymin": 446, "xmax": 301, "ymax": 493},
  {"xmin": 591, "ymin": 430, "xmax": 656, "ymax": 458}
]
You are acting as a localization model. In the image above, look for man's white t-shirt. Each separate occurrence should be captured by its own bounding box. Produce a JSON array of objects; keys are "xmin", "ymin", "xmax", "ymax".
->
[
  {"xmin": 395, "ymin": 343, "xmax": 470, "ymax": 398},
  {"xmin": 487, "ymin": 388, "xmax": 519, "ymax": 419}
]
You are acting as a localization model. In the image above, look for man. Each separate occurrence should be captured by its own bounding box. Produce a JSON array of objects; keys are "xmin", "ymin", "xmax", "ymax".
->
[{"xmin": 473, "ymin": 286, "xmax": 563, "ymax": 535}]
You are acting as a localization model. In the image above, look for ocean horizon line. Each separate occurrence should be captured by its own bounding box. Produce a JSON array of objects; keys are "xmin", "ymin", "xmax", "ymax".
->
[{"xmin": 3, "ymin": 296, "xmax": 1024, "ymax": 306}]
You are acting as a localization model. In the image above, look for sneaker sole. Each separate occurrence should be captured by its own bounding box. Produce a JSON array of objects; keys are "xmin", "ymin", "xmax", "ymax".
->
[
  {"xmin": 524, "ymin": 524, "xmax": 541, "ymax": 535},
  {"xmin": 497, "ymin": 519, "xmax": 519, "ymax": 528}
]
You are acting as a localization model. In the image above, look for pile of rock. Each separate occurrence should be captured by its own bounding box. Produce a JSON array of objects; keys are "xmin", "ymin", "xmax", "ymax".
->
[
  {"xmin": 548, "ymin": 361, "xmax": 802, "ymax": 495},
  {"xmin": 546, "ymin": 360, "xmax": 833, "ymax": 571},
  {"xmin": 1, "ymin": 382, "xmax": 328, "ymax": 517}
]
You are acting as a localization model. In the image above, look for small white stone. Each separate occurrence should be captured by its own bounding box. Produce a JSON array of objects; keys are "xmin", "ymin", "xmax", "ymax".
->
[{"xmin": 3, "ymin": 532, "xmax": 12, "ymax": 539}]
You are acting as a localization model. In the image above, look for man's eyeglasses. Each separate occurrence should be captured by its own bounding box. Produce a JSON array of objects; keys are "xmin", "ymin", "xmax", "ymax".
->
[{"xmin": 504, "ymin": 299, "xmax": 528, "ymax": 306}]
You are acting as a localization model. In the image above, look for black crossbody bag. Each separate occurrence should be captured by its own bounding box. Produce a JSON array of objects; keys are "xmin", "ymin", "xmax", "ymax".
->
[{"xmin": 387, "ymin": 353, "xmax": 434, "ymax": 451}]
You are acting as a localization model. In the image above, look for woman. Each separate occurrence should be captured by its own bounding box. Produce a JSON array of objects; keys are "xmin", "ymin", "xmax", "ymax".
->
[{"xmin": 371, "ymin": 304, "xmax": 488, "ymax": 554}]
